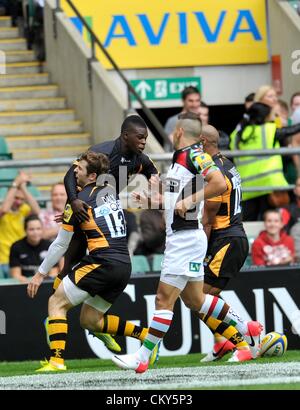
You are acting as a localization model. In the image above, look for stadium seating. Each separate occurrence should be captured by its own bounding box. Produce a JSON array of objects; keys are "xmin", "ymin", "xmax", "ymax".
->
[
  {"xmin": 152, "ymin": 254, "xmax": 164, "ymax": 272},
  {"xmin": 243, "ymin": 221, "xmax": 264, "ymax": 249},
  {"xmin": 131, "ymin": 255, "xmax": 151, "ymax": 274},
  {"xmin": 0, "ymin": 168, "xmax": 19, "ymax": 188},
  {"xmin": 0, "ymin": 184, "xmax": 41, "ymax": 201},
  {"xmin": 242, "ymin": 221, "xmax": 264, "ymax": 268},
  {"xmin": 0, "ymin": 136, "xmax": 8, "ymax": 153},
  {"xmin": 0, "ymin": 136, "xmax": 18, "ymax": 186},
  {"xmin": 0, "ymin": 278, "xmax": 19, "ymax": 284},
  {"xmin": 0, "ymin": 136, "xmax": 12, "ymax": 160}
]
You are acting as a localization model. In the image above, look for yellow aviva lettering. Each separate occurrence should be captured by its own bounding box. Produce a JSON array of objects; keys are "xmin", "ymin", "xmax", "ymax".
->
[{"xmin": 103, "ymin": 10, "xmax": 262, "ymax": 47}]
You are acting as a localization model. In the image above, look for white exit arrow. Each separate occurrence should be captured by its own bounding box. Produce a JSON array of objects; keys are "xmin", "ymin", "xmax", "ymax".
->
[{"xmin": 135, "ymin": 80, "xmax": 152, "ymax": 99}]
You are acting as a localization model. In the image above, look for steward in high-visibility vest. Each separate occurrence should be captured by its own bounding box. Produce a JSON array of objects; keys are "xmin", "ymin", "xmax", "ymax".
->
[{"xmin": 230, "ymin": 122, "xmax": 288, "ymax": 201}]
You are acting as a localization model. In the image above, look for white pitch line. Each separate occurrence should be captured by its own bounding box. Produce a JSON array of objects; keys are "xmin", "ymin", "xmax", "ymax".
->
[{"xmin": 1, "ymin": 362, "xmax": 300, "ymax": 390}]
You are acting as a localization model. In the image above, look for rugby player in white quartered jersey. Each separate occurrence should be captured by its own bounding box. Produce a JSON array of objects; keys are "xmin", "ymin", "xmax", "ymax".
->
[{"xmin": 112, "ymin": 113, "xmax": 261, "ymax": 372}]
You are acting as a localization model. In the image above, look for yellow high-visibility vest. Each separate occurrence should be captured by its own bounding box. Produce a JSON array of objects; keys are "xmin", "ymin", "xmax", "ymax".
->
[{"xmin": 230, "ymin": 123, "xmax": 288, "ymax": 201}]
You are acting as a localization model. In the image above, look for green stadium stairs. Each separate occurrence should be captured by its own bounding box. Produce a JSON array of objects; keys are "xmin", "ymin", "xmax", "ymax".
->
[
  {"xmin": 0, "ymin": 16, "xmax": 91, "ymax": 196},
  {"xmin": 131, "ymin": 254, "xmax": 164, "ymax": 275},
  {"xmin": 131, "ymin": 255, "xmax": 151, "ymax": 275}
]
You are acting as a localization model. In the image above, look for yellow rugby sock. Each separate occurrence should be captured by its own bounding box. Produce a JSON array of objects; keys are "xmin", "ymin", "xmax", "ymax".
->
[
  {"xmin": 100, "ymin": 314, "xmax": 148, "ymax": 341},
  {"xmin": 203, "ymin": 315, "xmax": 248, "ymax": 349},
  {"xmin": 48, "ymin": 317, "xmax": 68, "ymax": 366}
]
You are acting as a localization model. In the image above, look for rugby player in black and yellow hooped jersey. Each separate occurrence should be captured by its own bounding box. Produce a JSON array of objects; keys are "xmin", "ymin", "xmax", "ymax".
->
[
  {"xmin": 197, "ymin": 125, "xmax": 261, "ymax": 361},
  {"xmin": 53, "ymin": 115, "xmax": 158, "ymax": 353},
  {"xmin": 59, "ymin": 115, "xmax": 157, "ymax": 283},
  {"xmin": 27, "ymin": 152, "xmax": 133, "ymax": 371}
]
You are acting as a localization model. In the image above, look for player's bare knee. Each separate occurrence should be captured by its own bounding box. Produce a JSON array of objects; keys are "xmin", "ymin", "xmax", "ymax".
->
[
  {"xmin": 187, "ymin": 294, "xmax": 206, "ymax": 311},
  {"xmin": 79, "ymin": 313, "xmax": 92, "ymax": 330},
  {"xmin": 48, "ymin": 294, "xmax": 62, "ymax": 316},
  {"xmin": 182, "ymin": 297, "xmax": 193, "ymax": 310},
  {"xmin": 155, "ymin": 293, "xmax": 172, "ymax": 310},
  {"xmin": 79, "ymin": 306, "xmax": 100, "ymax": 331},
  {"xmin": 48, "ymin": 293, "xmax": 69, "ymax": 316}
]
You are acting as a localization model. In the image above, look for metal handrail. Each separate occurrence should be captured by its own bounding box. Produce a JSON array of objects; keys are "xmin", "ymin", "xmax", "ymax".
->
[
  {"xmin": 1, "ymin": 147, "xmax": 300, "ymax": 169},
  {"xmin": 150, "ymin": 147, "xmax": 300, "ymax": 161},
  {"xmin": 54, "ymin": 0, "xmax": 169, "ymax": 146}
]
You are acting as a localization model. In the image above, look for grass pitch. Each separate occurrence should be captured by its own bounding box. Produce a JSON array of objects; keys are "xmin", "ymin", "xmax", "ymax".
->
[{"xmin": 0, "ymin": 351, "xmax": 299, "ymax": 390}]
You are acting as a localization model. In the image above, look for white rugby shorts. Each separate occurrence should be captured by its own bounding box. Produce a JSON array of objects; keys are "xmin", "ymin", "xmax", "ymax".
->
[{"xmin": 160, "ymin": 229, "xmax": 207, "ymax": 290}]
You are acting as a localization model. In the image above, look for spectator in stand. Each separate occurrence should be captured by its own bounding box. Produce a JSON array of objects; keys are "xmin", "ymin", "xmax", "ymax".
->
[
  {"xmin": 287, "ymin": 177, "xmax": 300, "ymax": 261},
  {"xmin": 134, "ymin": 209, "xmax": 165, "ymax": 256},
  {"xmin": 245, "ymin": 93, "xmax": 255, "ymax": 111},
  {"xmin": 0, "ymin": 171, "xmax": 40, "ymax": 278},
  {"xmin": 9, "ymin": 215, "xmax": 58, "ymax": 283},
  {"xmin": 198, "ymin": 102, "xmax": 209, "ymax": 126},
  {"xmin": 291, "ymin": 107, "xmax": 300, "ymax": 125},
  {"xmin": 276, "ymin": 100, "xmax": 290, "ymax": 127},
  {"xmin": 287, "ymin": 95, "xmax": 300, "ymax": 181},
  {"xmin": 252, "ymin": 209, "xmax": 295, "ymax": 266},
  {"xmin": 254, "ymin": 89, "xmax": 300, "ymax": 176},
  {"xmin": 164, "ymin": 86, "xmax": 201, "ymax": 148},
  {"xmin": 275, "ymin": 99, "xmax": 298, "ymax": 184},
  {"xmin": 196, "ymin": 103, "xmax": 230, "ymax": 150},
  {"xmin": 290, "ymin": 92, "xmax": 300, "ymax": 117},
  {"xmin": 254, "ymin": 85, "xmax": 279, "ymax": 122},
  {"xmin": 234, "ymin": 92, "xmax": 255, "ymax": 133},
  {"xmin": 39, "ymin": 183, "xmax": 67, "ymax": 242},
  {"xmin": 230, "ymin": 102, "xmax": 300, "ymax": 220}
]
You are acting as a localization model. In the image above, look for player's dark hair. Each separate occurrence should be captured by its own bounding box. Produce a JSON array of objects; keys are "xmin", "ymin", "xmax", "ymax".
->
[
  {"xmin": 200, "ymin": 101, "xmax": 208, "ymax": 108},
  {"xmin": 181, "ymin": 86, "xmax": 200, "ymax": 101},
  {"xmin": 79, "ymin": 151, "xmax": 110, "ymax": 177},
  {"xmin": 245, "ymin": 92, "xmax": 255, "ymax": 103},
  {"xmin": 24, "ymin": 214, "xmax": 42, "ymax": 230},
  {"xmin": 121, "ymin": 115, "xmax": 147, "ymax": 134},
  {"xmin": 236, "ymin": 103, "xmax": 271, "ymax": 148},
  {"xmin": 178, "ymin": 111, "xmax": 202, "ymax": 126}
]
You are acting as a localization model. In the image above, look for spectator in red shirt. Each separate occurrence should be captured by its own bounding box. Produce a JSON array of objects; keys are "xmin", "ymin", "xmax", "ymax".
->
[{"xmin": 252, "ymin": 209, "xmax": 295, "ymax": 266}]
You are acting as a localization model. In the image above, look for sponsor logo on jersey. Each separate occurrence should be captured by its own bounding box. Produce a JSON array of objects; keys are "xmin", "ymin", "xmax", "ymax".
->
[
  {"xmin": 165, "ymin": 178, "xmax": 180, "ymax": 193},
  {"xmin": 63, "ymin": 204, "xmax": 73, "ymax": 223},
  {"xmin": 94, "ymin": 205, "xmax": 111, "ymax": 217},
  {"xmin": 120, "ymin": 157, "xmax": 131, "ymax": 164}
]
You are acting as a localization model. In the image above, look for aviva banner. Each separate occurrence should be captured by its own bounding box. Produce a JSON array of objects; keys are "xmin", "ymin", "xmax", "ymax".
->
[{"xmin": 62, "ymin": 0, "xmax": 269, "ymax": 69}]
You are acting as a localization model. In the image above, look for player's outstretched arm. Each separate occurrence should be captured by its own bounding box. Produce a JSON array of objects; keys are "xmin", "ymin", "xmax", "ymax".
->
[{"xmin": 27, "ymin": 228, "xmax": 73, "ymax": 298}]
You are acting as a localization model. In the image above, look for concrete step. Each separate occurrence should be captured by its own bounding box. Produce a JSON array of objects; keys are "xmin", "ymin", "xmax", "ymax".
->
[
  {"xmin": 7, "ymin": 133, "xmax": 91, "ymax": 149},
  {"xmin": 0, "ymin": 97, "xmax": 66, "ymax": 111},
  {"xmin": 4, "ymin": 50, "xmax": 36, "ymax": 63},
  {"xmin": 33, "ymin": 185, "xmax": 51, "ymax": 196},
  {"xmin": 0, "ymin": 38, "xmax": 27, "ymax": 50},
  {"xmin": 26, "ymin": 165, "xmax": 70, "ymax": 174},
  {"xmin": 0, "ymin": 85, "xmax": 59, "ymax": 99},
  {"xmin": 31, "ymin": 172, "xmax": 67, "ymax": 186},
  {"xmin": 0, "ymin": 109, "xmax": 75, "ymax": 124},
  {"xmin": 0, "ymin": 120, "xmax": 83, "ymax": 135},
  {"xmin": 12, "ymin": 144, "xmax": 89, "ymax": 159},
  {"xmin": 0, "ymin": 27, "xmax": 19, "ymax": 38},
  {"xmin": 0, "ymin": 61, "xmax": 44, "ymax": 74},
  {"xmin": 0, "ymin": 73, "xmax": 49, "ymax": 87},
  {"xmin": 0, "ymin": 16, "xmax": 12, "ymax": 28}
]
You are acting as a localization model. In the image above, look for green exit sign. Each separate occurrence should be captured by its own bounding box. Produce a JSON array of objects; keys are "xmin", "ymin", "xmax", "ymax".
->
[{"xmin": 130, "ymin": 77, "xmax": 201, "ymax": 101}]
